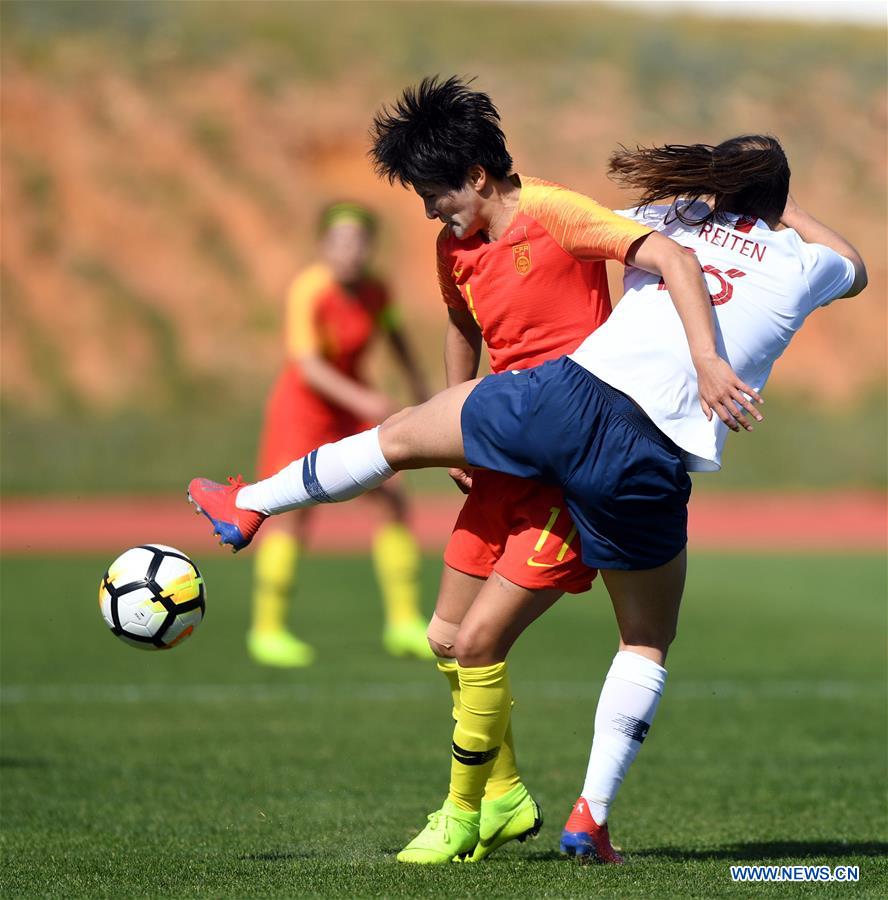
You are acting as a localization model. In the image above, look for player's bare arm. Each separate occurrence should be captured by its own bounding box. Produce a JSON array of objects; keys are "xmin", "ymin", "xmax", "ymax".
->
[
  {"xmin": 627, "ymin": 231, "xmax": 763, "ymax": 431},
  {"xmin": 385, "ymin": 326, "xmax": 430, "ymax": 403},
  {"xmin": 780, "ymin": 195, "xmax": 868, "ymax": 297},
  {"xmin": 444, "ymin": 306, "xmax": 483, "ymax": 386},
  {"xmin": 298, "ymin": 354, "xmax": 395, "ymax": 423},
  {"xmin": 444, "ymin": 306, "xmax": 483, "ymax": 492}
]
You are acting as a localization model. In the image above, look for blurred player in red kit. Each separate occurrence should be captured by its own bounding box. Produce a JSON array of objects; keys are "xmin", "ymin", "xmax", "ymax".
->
[{"xmin": 248, "ymin": 202, "xmax": 430, "ymax": 667}]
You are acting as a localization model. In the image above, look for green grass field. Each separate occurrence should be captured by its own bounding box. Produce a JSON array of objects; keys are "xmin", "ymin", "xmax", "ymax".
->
[{"xmin": 1, "ymin": 552, "xmax": 885, "ymax": 897}]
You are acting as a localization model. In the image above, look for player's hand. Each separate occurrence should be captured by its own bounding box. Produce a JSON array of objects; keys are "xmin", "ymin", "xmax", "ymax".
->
[
  {"xmin": 448, "ymin": 467, "xmax": 474, "ymax": 494},
  {"xmin": 694, "ymin": 354, "xmax": 763, "ymax": 432},
  {"xmin": 780, "ymin": 192, "xmax": 801, "ymax": 226}
]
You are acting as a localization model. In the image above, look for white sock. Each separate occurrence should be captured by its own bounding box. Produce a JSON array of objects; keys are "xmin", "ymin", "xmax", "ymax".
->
[
  {"xmin": 236, "ymin": 427, "xmax": 394, "ymax": 515},
  {"xmin": 581, "ymin": 650, "xmax": 667, "ymax": 825}
]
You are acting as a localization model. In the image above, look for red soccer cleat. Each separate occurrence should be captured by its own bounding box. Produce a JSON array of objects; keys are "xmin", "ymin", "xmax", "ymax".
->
[
  {"xmin": 559, "ymin": 797, "xmax": 624, "ymax": 864},
  {"xmin": 187, "ymin": 475, "xmax": 267, "ymax": 552}
]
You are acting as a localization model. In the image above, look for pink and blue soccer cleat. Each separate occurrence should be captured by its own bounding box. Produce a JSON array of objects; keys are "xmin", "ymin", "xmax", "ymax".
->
[
  {"xmin": 559, "ymin": 797, "xmax": 624, "ymax": 864},
  {"xmin": 187, "ymin": 476, "xmax": 266, "ymax": 552}
]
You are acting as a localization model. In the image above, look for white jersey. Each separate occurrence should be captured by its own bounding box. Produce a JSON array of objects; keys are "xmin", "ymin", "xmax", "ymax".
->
[{"xmin": 569, "ymin": 202, "xmax": 856, "ymax": 471}]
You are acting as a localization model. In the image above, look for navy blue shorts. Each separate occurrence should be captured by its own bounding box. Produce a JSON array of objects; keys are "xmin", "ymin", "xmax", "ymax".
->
[{"xmin": 461, "ymin": 357, "xmax": 692, "ymax": 570}]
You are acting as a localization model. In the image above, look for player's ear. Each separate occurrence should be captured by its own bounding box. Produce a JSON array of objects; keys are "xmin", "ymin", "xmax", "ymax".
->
[{"xmin": 467, "ymin": 165, "xmax": 487, "ymax": 193}]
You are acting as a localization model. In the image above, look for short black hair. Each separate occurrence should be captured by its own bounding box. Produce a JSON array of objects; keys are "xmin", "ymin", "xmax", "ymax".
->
[{"xmin": 369, "ymin": 75, "xmax": 513, "ymax": 189}]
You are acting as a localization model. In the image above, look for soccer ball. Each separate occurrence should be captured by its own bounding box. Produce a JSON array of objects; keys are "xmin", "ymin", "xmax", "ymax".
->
[{"xmin": 98, "ymin": 544, "xmax": 206, "ymax": 650}]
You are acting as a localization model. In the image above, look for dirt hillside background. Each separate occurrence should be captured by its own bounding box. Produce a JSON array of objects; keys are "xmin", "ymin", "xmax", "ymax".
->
[{"xmin": 1, "ymin": 1, "xmax": 885, "ymax": 492}]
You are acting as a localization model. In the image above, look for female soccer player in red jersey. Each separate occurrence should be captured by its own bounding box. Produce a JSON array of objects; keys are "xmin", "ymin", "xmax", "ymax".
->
[
  {"xmin": 365, "ymin": 76, "xmax": 655, "ymax": 860},
  {"xmin": 190, "ymin": 135, "xmax": 865, "ymax": 862},
  {"xmin": 248, "ymin": 202, "xmax": 430, "ymax": 667}
]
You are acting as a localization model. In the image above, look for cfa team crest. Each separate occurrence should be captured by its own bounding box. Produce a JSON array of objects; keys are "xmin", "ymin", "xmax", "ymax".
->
[{"xmin": 513, "ymin": 242, "xmax": 532, "ymax": 275}]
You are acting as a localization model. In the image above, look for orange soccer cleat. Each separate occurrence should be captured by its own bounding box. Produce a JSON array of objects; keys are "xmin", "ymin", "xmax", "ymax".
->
[
  {"xmin": 187, "ymin": 475, "xmax": 267, "ymax": 552},
  {"xmin": 559, "ymin": 797, "xmax": 624, "ymax": 864}
]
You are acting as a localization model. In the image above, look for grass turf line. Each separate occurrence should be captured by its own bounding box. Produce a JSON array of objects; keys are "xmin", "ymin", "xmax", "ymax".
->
[{"xmin": 1, "ymin": 553, "xmax": 886, "ymax": 897}]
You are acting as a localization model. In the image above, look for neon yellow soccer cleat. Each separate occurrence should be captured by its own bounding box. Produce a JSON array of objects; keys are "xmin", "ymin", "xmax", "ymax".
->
[
  {"xmin": 383, "ymin": 620, "xmax": 435, "ymax": 660},
  {"xmin": 469, "ymin": 783, "xmax": 543, "ymax": 862},
  {"xmin": 247, "ymin": 629, "xmax": 315, "ymax": 668},
  {"xmin": 397, "ymin": 800, "xmax": 480, "ymax": 863}
]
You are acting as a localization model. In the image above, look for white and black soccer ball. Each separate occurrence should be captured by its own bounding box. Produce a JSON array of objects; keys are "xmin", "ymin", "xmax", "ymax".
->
[{"xmin": 98, "ymin": 544, "xmax": 206, "ymax": 650}]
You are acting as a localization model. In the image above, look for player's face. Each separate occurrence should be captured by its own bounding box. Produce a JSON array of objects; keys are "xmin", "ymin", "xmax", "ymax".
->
[
  {"xmin": 414, "ymin": 181, "xmax": 485, "ymax": 240},
  {"xmin": 320, "ymin": 219, "xmax": 373, "ymax": 285}
]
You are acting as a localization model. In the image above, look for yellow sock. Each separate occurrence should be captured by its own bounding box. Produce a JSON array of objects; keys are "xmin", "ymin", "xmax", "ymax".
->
[
  {"xmin": 448, "ymin": 661, "xmax": 512, "ymax": 812},
  {"xmin": 438, "ymin": 659, "xmax": 461, "ymax": 721},
  {"xmin": 251, "ymin": 531, "xmax": 298, "ymax": 634},
  {"xmin": 372, "ymin": 523, "xmax": 421, "ymax": 627},
  {"xmin": 439, "ymin": 659, "xmax": 521, "ymax": 799},
  {"xmin": 484, "ymin": 717, "xmax": 521, "ymax": 800}
]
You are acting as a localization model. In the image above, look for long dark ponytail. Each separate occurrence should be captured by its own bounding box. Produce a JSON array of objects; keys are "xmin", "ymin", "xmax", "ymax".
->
[{"xmin": 608, "ymin": 135, "xmax": 790, "ymax": 226}]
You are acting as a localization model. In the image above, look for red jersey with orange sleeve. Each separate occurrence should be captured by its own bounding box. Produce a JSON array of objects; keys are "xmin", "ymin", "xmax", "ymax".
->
[
  {"xmin": 440, "ymin": 176, "xmax": 651, "ymax": 594},
  {"xmin": 436, "ymin": 175, "xmax": 651, "ymax": 372},
  {"xmin": 256, "ymin": 262, "xmax": 395, "ymax": 478},
  {"xmin": 284, "ymin": 262, "xmax": 394, "ymax": 384}
]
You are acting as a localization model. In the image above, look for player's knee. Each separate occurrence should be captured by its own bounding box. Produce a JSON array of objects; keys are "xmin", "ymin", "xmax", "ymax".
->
[
  {"xmin": 429, "ymin": 639, "xmax": 455, "ymax": 659},
  {"xmin": 661, "ymin": 621, "xmax": 678, "ymax": 649},
  {"xmin": 620, "ymin": 622, "xmax": 676, "ymax": 658},
  {"xmin": 379, "ymin": 408, "xmax": 417, "ymax": 467},
  {"xmin": 427, "ymin": 614, "xmax": 459, "ymax": 659},
  {"xmin": 453, "ymin": 622, "xmax": 500, "ymax": 667}
]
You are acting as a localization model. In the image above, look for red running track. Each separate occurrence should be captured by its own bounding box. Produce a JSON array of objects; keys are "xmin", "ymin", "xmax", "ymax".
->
[{"xmin": 1, "ymin": 492, "xmax": 884, "ymax": 555}]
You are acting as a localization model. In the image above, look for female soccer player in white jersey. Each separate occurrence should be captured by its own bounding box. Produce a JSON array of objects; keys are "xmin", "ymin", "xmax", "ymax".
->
[{"xmin": 189, "ymin": 135, "xmax": 866, "ymax": 864}]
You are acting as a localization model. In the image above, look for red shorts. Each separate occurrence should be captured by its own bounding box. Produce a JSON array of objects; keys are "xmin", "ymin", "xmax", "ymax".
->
[
  {"xmin": 444, "ymin": 470, "xmax": 598, "ymax": 594},
  {"xmin": 257, "ymin": 369, "xmax": 372, "ymax": 479}
]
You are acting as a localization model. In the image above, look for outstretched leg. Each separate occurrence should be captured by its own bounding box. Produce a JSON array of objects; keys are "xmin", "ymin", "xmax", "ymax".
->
[
  {"xmin": 378, "ymin": 379, "xmax": 479, "ymax": 470},
  {"xmin": 188, "ymin": 380, "xmax": 477, "ymax": 551}
]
